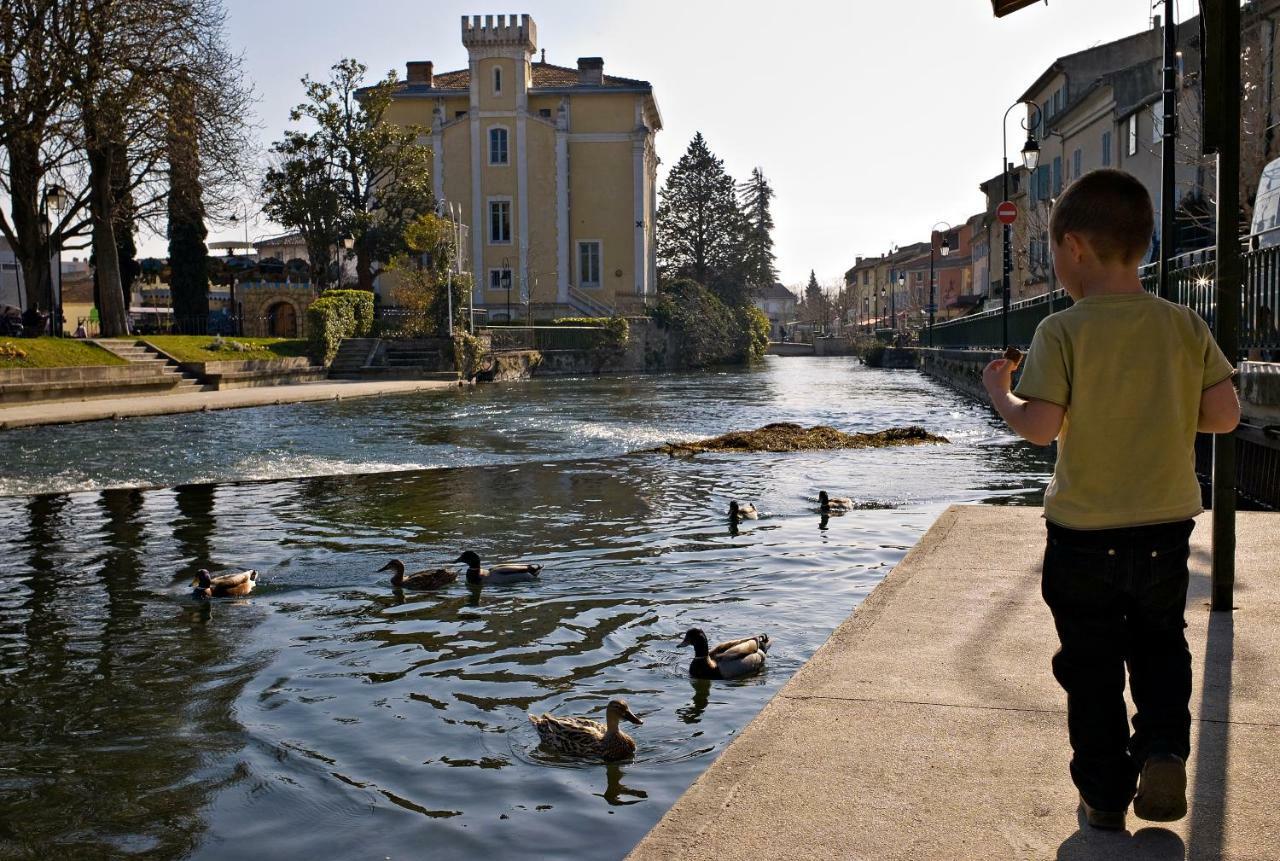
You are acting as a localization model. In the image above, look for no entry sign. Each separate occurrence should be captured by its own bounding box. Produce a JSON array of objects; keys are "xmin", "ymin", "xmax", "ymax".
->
[{"xmin": 996, "ymin": 201, "xmax": 1018, "ymax": 225}]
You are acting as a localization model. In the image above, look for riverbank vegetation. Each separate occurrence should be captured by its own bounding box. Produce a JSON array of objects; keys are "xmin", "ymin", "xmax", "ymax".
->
[
  {"xmin": 306, "ymin": 289, "xmax": 374, "ymax": 363},
  {"xmin": 0, "ymin": 338, "xmax": 128, "ymax": 369},
  {"xmin": 138, "ymin": 336, "xmax": 309, "ymax": 364},
  {"xmin": 646, "ymin": 423, "xmax": 948, "ymax": 456}
]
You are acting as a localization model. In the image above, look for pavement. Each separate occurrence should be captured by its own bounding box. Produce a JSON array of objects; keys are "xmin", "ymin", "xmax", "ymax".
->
[
  {"xmin": 628, "ymin": 505, "xmax": 1279, "ymax": 861},
  {"xmin": 0, "ymin": 378, "xmax": 463, "ymax": 429}
]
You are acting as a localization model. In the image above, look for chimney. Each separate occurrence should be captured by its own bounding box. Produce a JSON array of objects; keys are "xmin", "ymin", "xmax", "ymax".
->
[
  {"xmin": 1151, "ymin": 13, "xmax": 1161, "ymax": 29},
  {"xmin": 406, "ymin": 61, "xmax": 434, "ymax": 87},
  {"xmin": 577, "ymin": 57, "xmax": 604, "ymax": 85}
]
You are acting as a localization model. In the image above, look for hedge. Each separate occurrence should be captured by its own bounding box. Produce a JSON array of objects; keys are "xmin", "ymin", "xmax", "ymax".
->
[{"xmin": 307, "ymin": 289, "xmax": 374, "ymax": 364}]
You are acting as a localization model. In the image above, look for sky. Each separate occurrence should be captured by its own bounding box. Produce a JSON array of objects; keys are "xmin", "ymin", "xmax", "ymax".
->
[{"xmin": 171, "ymin": 0, "xmax": 1195, "ymax": 291}]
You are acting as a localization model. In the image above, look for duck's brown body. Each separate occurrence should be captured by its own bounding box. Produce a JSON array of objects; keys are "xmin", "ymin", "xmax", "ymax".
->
[
  {"xmin": 681, "ymin": 628, "xmax": 770, "ymax": 680},
  {"xmin": 378, "ymin": 559, "xmax": 457, "ymax": 590},
  {"xmin": 193, "ymin": 569, "xmax": 258, "ymax": 599},
  {"xmin": 529, "ymin": 699, "xmax": 643, "ymax": 761}
]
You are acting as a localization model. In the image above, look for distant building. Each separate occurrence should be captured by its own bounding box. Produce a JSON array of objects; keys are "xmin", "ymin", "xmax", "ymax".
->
[
  {"xmin": 379, "ymin": 13, "xmax": 663, "ymax": 320},
  {"xmin": 754, "ymin": 283, "xmax": 797, "ymax": 340}
]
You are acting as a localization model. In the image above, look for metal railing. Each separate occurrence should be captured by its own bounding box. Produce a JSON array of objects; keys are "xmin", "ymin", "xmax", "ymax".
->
[{"xmin": 928, "ymin": 244, "xmax": 1280, "ymax": 354}]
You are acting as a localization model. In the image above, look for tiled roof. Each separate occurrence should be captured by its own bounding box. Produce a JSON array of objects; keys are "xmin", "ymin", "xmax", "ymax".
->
[
  {"xmin": 395, "ymin": 61, "xmax": 651, "ymax": 94},
  {"xmin": 758, "ymin": 282, "xmax": 796, "ymax": 301}
]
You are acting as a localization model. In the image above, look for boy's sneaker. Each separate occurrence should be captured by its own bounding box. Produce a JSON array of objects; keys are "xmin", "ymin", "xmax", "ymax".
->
[
  {"xmin": 1133, "ymin": 754, "xmax": 1188, "ymax": 822},
  {"xmin": 1079, "ymin": 796, "xmax": 1126, "ymax": 830}
]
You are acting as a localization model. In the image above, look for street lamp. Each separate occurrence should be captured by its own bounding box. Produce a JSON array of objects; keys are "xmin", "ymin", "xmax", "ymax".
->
[
  {"xmin": 894, "ymin": 272, "xmax": 905, "ymax": 335},
  {"xmin": 41, "ymin": 184, "xmax": 68, "ymax": 336},
  {"xmin": 927, "ymin": 221, "xmax": 953, "ymax": 348},
  {"xmin": 501, "ymin": 256, "xmax": 512, "ymax": 322},
  {"xmin": 1002, "ymin": 100, "xmax": 1042, "ymax": 348}
]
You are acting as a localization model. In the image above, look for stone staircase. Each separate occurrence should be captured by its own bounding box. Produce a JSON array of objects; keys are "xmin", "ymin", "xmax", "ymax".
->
[
  {"xmin": 93, "ymin": 340, "xmax": 211, "ymax": 394},
  {"xmin": 328, "ymin": 338, "xmax": 381, "ymax": 379},
  {"xmin": 328, "ymin": 337, "xmax": 459, "ymax": 382}
]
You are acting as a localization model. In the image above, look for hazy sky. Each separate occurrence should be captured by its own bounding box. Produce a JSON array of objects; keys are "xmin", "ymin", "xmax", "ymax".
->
[{"xmin": 179, "ymin": 0, "xmax": 1192, "ymax": 290}]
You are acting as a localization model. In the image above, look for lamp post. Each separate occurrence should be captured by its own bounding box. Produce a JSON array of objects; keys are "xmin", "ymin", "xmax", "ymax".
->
[
  {"xmin": 1002, "ymin": 100, "xmax": 1042, "ymax": 348},
  {"xmin": 501, "ymin": 256, "xmax": 512, "ymax": 322},
  {"xmin": 927, "ymin": 221, "xmax": 953, "ymax": 347},
  {"xmin": 894, "ymin": 272, "xmax": 904, "ymax": 337},
  {"xmin": 41, "ymin": 184, "xmax": 68, "ymax": 336}
]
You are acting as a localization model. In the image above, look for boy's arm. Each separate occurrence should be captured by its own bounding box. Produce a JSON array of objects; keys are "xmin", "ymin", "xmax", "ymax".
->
[
  {"xmin": 983, "ymin": 358, "xmax": 1065, "ymax": 445},
  {"xmin": 1198, "ymin": 377, "xmax": 1241, "ymax": 434}
]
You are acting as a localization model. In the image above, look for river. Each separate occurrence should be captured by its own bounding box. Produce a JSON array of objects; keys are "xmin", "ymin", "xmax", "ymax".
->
[{"xmin": 0, "ymin": 357, "xmax": 1051, "ymax": 859}]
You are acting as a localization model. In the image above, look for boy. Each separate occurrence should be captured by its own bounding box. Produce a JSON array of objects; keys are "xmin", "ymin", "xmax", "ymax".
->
[{"xmin": 982, "ymin": 169, "xmax": 1240, "ymax": 831}]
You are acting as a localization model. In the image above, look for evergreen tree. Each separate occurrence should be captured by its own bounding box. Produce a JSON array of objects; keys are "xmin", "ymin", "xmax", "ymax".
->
[
  {"xmin": 737, "ymin": 167, "xmax": 777, "ymax": 293},
  {"xmin": 167, "ymin": 70, "xmax": 209, "ymax": 333},
  {"xmin": 657, "ymin": 132, "xmax": 743, "ymax": 305},
  {"xmin": 804, "ymin": 270, "xmax": 825, "ymax": 326}
]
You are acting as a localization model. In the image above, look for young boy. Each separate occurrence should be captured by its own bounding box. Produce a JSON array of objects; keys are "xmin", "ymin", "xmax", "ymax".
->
[{"xmin": 982, "ymin": 169, "xmax": 1240, "ymax": 831}]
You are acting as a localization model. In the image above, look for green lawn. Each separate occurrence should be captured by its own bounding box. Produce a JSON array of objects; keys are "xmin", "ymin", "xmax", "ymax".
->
[
  {"xmin": 136, "ymin": 336, "xmax": 310, "ymax": 364},
  {"xmin": 0, "ymin": 337, "xmax": 128, "ymax": 369}
]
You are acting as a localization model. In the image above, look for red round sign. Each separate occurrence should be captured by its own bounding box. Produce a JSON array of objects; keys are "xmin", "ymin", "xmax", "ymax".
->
[{"xmin": 996, "ymin": 201, "xmax": 1018, "ymax": 225}]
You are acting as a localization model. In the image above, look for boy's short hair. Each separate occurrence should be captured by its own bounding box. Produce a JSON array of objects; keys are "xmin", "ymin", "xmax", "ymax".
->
[{"xmin": 1050, "ymin": 169, "xmax": 1154, "ymax": 264}]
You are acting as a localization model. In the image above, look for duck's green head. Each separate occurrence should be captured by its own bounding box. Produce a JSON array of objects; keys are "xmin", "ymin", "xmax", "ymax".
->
[
  {"xmin": 377, "ymin": 559, "xmax": 405, "ymax": 575},
  {"xmin": 453, "ymin": 551, "xmax": 482, "ymax": 569},
  {"xmin": 679, "ymin": 627, "xmax": 709, "ymax": 653},
  {"xmin": 728, "ymin": 501, "xmax": 741, "ymax": 520},
  {"xmin": 818, "ymin": 491, "xmax": 830, "ymax": 505},
  {"xmin": 191, "ymin": 569, "xmax": 212, "ymax": 588}
]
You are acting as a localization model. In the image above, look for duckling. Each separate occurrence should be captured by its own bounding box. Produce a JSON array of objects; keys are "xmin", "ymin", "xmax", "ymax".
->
[
  {"xmin": 728, "ymin": 501, "xmax": 759, "ymax": 523},
  {"xmin": 528, "ymin": 698, "xmax": 643, "ymax": 761},
  {"xmin": 191, "ymin": 568, "xmax": 258, "ymax": 599},
  {"xmin": 377, "ymin": 559, "xmax": 457, "ymax": 590},
  {"xmin": 819, "ymin": 490, "xmax": 855, "ymax": 512},
  {"xmin": 679, "ymin": 627, "xmax": 770, "ymax": 680},
  {"xmin": 455, "ymin": 551, "xmax": 542, "ymax": 585}
]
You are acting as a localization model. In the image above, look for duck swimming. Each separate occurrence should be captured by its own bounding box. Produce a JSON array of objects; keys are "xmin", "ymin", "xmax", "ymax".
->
[
  {"xmin": 377, "ymin": 559, "xmax": 457, "ymax": 590},
  {"xmin": 528, "ymin": 698, "xmax": 643, "ymax": 761},
  {"xmin": 728, "ymin": 501, "xmax": 759, "ymax": 523},
  {"xmin": 819, "ymin": 491, "xmax": 855, "ymax": 512},
  {"xmin": 191, "ymin": 568, "xmax": 258, "ymax": 599},
  {"xmin": 455, "ymin": 550, "xmax": 542, "ymax": 585},
  {"xmin": 679, "ymin": 627, "xmax": 770, "ymax": 680}
]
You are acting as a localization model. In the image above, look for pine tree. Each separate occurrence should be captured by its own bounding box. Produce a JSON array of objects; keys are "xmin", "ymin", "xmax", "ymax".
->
[
  {"xmin": 167, "ymin": 70, "xmax": 210, "ymax": 333},
  {"xmin": 737, "ymin": 167, "xmax": 776, "ymax": 294},
  {"xmin": 657, "ymin": 132, "xmax": 744, "ymax": 305},
  {"xmin": 804, "ymin": 270, "xmax": 825, "ymax": 326}
]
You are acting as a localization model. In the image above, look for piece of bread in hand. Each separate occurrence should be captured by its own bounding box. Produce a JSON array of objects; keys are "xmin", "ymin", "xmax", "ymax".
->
[{"xmin": 1003, "ymin": 345, "xmax": 1024, "ymax": 369}]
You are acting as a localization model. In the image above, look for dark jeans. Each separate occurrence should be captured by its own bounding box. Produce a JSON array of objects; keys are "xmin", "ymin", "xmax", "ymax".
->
[{"xmin": 1041, "ymin": 518, "xmax": 1195, "ymax": 812}]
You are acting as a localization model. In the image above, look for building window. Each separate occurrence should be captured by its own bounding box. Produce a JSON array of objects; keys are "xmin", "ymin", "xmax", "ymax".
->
[
  {"xmin": 578, "ymin": 240, "xmax": 601, "ymax": 287},
  {"xmin": 1102, "ymin": 131, "xmax": 1112, "ymax": 166},
  {"xmin": 1073, "ymin": 148, "xmax": 1082, "ymax": 179},
  {"xmin": 862, "ymin": 271, "xmax": 869, "ymax": 285},
  {"xmin": 489, "ymin": 199, "xmax": 511, "ymax": 244},
  {"xmin": 493, "ymin": 66, "xmax": 502, "ymax": 95},
  {"xmin": 1127, "ymin": 114, "xmax": 1138, "ymax": 156},
  {"xmin": 489, "ymin": 127, "xmax": 509, "ymax": 165},
  {"xmin": 538, "ymin": 108, "xmax": 552, "ymax": 118},
  {"xmin": 455, "ymin": 110, "xmax": 467, "ymax": 120},
  {"xmin": 489, "ymin": 267, "xmax": 512, "ymax": 292}
]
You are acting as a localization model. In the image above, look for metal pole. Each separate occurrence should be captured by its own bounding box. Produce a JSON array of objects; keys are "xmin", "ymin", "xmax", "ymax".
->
[
  {"xmin": 1158, "ymin": 0, "xmax": 1179, "ymax": 301},
  {"xmin": 1211, "ymin": 0, "xmax": 1240, "ymax": 611},
  {"xmin": 928, "ymin": 241, "xmax": 936, "ymax": 347},
  {"xmin": 1002, "ymin": 125, "xmax": 1011, "ymax": 348}
]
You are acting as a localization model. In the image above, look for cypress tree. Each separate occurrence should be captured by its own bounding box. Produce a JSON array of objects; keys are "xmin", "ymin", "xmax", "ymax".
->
[
  {"xmin": 737, "ymin": 167, "xmax": 777, "ymax": 293},
  {"xmin": 167, "ymin": 70, "xmax": 209, "ymax": 334}
]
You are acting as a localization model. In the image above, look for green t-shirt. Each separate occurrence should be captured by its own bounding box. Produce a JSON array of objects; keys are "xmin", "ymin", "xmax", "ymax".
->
[{"xmin": 1014, "ymin": 291, "xmax": 1235, "ymax": 530}]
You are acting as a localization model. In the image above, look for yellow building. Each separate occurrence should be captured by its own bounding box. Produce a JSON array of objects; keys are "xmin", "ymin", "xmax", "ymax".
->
[{"xmin": 383, "ymin": 13, "xmax": 662, "ymax": 321}]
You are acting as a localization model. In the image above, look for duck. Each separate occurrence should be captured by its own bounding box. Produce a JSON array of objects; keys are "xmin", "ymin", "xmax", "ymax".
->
[
  {"xmin": 191, "ymin": 568, "xmax": 258, "ymax": 599},
  {"xmin": 377, "ymin": 559, "xmax": 457, "ymax": 590},
  {"xmin": 455, "ymin": 550, "xmax": 542, "ymax": 585},
  {"xmin": 819, "ymin": 490, "xmax": 855, "ymax": 512},
  {"xmin": 728, "ymin": 501, "xmax": 759, "ymax": 523},
  {"xmin": 679, "ymin": 627, "xmax": 770, "ymax": 680},
  {"xmin": 528, "ymin": 698, "xmax": 643, "ymax": 761}
]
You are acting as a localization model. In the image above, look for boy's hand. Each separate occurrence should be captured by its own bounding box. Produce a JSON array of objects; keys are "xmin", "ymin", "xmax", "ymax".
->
[{"xmin": 983, "ymin": 358, "xmax": 1014, "ymax": 396}]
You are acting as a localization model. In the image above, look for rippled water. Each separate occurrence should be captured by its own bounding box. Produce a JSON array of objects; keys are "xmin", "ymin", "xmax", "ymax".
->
[{"xmin": 0, "ymin": 358, "xmax": 1051, "ymax": 859}]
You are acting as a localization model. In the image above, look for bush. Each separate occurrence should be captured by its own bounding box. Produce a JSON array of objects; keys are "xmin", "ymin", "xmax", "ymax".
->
[
  {"xmin": 737, "ymin": 305, "xmax": 770, "ymax": 362},
  {"xmin": 548, "ymin": 316, "xmax": 610, "ymax": 327},
  {"xmin": 307, "ymin": 289, "xmax": 374, "ymax": 364},
  {"xmin": 652, "ymin": 278, "xmax": 741, "ymax": 369},
  {"xmin": 589, "ymin": 315, "xmax": 630, "ymax": 371}
]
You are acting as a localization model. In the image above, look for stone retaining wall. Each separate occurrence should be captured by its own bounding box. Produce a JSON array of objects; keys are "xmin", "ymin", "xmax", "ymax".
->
[
  {"xmin": 190, "ymin": 357, "xmax": 326, "ymax": 390},
  {"xmin": 918, "ymin": 347, "xmax": 1004, "ymax": 403},
  {"xmin": 0, "ymin": 363, "xmax": 184, "ymax": 405}
]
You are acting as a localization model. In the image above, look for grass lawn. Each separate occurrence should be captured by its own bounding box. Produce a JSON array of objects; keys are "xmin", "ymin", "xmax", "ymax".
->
[
  {"xmin": 0, "ymin": 337, "xmax": 128, "ymax": 369},
  {"xmin": 133, "ymin": 336, "xmax": 311, "ymax": 364}
]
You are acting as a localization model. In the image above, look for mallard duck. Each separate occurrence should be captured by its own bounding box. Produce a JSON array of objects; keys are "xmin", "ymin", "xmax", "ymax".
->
[
  {"xmin": 528, "ymin": 698, "xmax": 643, "ymax": 761},
  {"xmin": 191, "ymin": 568, "xmax": 258, "ymax": 599},
  {"xmin": 819, "ymin": 490, "xmax": 855, "ymax": 512},
  {"xmin": 377, "ymin": 559, "xmax": 457, "ymax": 590},
  {"xmin": 454, "ymin": 550, "xmax": 542, "ymax": 585},
  {"xmin": 679, "ymin": 628, "xmax": 770, "ymax": 680},
  {"xmin": 728, "ymin": 501, "xmax": 759, "ymax": 523}
]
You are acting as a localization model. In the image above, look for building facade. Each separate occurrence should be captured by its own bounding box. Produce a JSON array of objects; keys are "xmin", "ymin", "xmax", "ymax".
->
[
  {"xmin": 382, "ymin": 14, "xmax": 662, "ymax": 321},
  {"xmin": 754, "ymin": 282, "xmax": 797, "ymax": 340}
]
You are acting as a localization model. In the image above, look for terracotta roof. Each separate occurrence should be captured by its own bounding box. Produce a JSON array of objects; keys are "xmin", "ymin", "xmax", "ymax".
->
[
  {"xmin": 758, "ymin": 283, "xmax": 797, "ymax": 301},
  {"xmin": 394, "ymin": 61, "xmax": 651, "ymax": 94}
]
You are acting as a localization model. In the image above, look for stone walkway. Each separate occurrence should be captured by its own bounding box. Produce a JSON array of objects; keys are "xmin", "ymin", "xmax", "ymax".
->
[
  {"xmin": 628, "ymin": 505, "xmax": 1279, "ymax": 861},
  {"xmin": 0, "ymin": 378, "xmax": 461, "ymax": 429}
]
